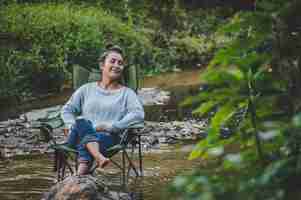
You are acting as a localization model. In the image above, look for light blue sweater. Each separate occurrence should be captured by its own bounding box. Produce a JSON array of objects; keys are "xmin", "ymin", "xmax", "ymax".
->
[{"xmin": 61, "ymin": 82, "xmax": 144, "ymax": 133}]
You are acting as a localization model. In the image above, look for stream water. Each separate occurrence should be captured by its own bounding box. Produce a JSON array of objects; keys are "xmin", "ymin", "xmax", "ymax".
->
[{"xmin": 0, "ymin": 144, "xmax": 200, "ymax": 200}]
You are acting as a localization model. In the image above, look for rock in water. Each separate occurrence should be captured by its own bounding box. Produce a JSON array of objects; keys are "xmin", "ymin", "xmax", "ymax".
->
[{"xmin": 42, "ymin": 175, "xmax": 109, "ymax": 200}]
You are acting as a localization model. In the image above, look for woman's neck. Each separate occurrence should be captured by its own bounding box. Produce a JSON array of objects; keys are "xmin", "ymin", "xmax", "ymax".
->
[{"xmin": 98, "ymin": 79, "xmax": 122, "ymax": 90}]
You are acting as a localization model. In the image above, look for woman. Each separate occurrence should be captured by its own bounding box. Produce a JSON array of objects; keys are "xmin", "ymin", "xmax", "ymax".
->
[{"xmin": 61, "ymin": 45, "xmax": 144, "ymax": 175}]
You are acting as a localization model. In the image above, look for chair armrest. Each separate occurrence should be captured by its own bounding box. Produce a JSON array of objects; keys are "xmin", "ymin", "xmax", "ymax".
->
[{"xmin": 127, "ymin": 122, "xmax": 145, "ymax": 129}]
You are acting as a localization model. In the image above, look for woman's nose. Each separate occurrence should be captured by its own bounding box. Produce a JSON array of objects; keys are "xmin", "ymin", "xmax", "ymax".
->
[{"xmin": 114, "ymin": 63, "xmax": 124, "ymax": 69}]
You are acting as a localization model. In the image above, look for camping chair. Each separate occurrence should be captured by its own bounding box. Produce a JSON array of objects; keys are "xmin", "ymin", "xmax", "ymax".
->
[
  {"xmin": 40, "ymin": 65, "xmax": 144, "ymax": 185},
  {"xmin": 40, "ymin": 118, "xmax": 144, "ymax": 185}
]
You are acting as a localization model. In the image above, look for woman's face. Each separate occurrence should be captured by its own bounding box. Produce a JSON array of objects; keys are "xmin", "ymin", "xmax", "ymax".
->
[{"xmin": 101, "ymin": 51, "xmax": 124, "ymax": 81}]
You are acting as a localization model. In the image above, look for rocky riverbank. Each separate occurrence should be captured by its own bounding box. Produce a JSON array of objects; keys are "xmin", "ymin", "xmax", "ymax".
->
[
  {"xmin": 0, "ymin": 113, "xmax": 207, "ymax": 158},
  {"xmin": 0, "ymin": 87, "xmax": 207, "ymax": 158}
]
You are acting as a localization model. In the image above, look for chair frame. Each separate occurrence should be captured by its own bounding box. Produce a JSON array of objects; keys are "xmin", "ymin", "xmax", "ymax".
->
[{"xmin": 98, "ymin": 127, "xmax": 144, "ymax": 186}]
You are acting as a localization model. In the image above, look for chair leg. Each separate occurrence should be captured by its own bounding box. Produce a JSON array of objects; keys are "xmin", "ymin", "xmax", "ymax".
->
[
  {"xmin": 122, "ymin": 150, "xmax": 126, "ymax": 187},
  {"xmin": 124, "ymin": 151, "xmax": 139, "ymax": 177},
  {"xmin": 62, "ymin": 164, "xmax": 66, "ymax": 180},
  {"xmin": 138, "ymin": 135, "xmax": 143, "ymax": 176},
  {"xmin": 62, "ymin": 154, "xmax": 74, "ymax": 176},
  {"xmin": 55, "ymin": 150, "xmax": 76, "ymax": 182},
  {"xmin": 57, "ymin": 151, "xmax": 63, "ymax": 182},
  {"xmin": 75, "ymin": 154, "xmax": 78, "ymax": 174},
  {"xmin": 108, "ymin": 132, "xmax": 144, "ymax": 187}
]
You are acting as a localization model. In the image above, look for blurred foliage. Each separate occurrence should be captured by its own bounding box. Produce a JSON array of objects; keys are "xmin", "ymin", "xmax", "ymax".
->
[
  {"xmin": 0, "ymin": 0, "xmax": 231, "ymax": 102},
  {"xmin": 0, "ymin": 3, "xmax": 152, "ymax": 68},
  {"xmin": 0, "ymin": 49, "xmax": 23, "ymax": 106},
  {"xmin": 0, "ymin": 2, "xmax": 152, "ymax": 100},
  {"xmin": 176, "ymin": 0, "xmax": 301, "ymax": 199}
]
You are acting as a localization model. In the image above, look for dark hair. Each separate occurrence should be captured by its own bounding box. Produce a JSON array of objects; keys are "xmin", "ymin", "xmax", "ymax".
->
[{"xmin": 98, "ymin": 44, "xmax": 124, "ymax": 64}]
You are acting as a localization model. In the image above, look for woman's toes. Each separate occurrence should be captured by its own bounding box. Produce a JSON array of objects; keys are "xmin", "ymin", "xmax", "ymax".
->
[
  {"xmin": 100, "ymin": 158, "xmax": 110, "ymax": 168},
  {"xmin": 96, "ymin": 157, "xmax": 110, "ymax": 168}
]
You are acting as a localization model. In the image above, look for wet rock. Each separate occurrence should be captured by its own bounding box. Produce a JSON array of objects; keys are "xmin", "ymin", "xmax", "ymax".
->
[
  {"xmin": 42, "ymin": 175, "xmax": 127, "ymax": 200},
  {"xmin": 158, "ymin": 137, "xmax": 167, "ymax": 143},
  {"xmin": 1, "ymin": 146, "xmax": 17, "ymax": 158},
  {"xmin": 24, "ymin": 105, "xmax": 61, "ymax": 122},
  {"xmin": 151, "ymin": 130, "xmax": 165, "ymax": 137},
  {"xmin": 165, "ymin": 137, "xmax": 178, "ymax": 144},
  {"xmin": 148, "ymin": 136, "xmax": 159, "ymax": 146},
  {"xmin": 138, "ymin": 88, "xmax": 170, "ymax": 105},
  {"xmin": 0, "ymin": 128, "xmax": 6, "ymax": 135}
]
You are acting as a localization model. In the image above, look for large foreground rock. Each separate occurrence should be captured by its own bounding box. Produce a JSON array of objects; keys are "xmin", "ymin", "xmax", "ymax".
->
[{"xmin": 42, "ymin": 175, "xmax": 129, "ymax": 200}]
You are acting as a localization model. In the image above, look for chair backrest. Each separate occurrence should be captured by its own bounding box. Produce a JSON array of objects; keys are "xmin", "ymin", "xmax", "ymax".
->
[{"xmin": 72, "ymin": 65, "xmax": 140, "ymax": 92}]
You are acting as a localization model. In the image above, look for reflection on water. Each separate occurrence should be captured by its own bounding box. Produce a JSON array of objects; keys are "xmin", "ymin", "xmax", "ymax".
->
[
  {"xmin": 142, "ymin": 69, "xmax": 203, "ymax": 89},
  {"xmin": 0, "ymin": 155, "xmax": 56, "ymax": 200},
  {"xmin": 0, "ymin": 145, "xmax": 199, "ymax": 200}
]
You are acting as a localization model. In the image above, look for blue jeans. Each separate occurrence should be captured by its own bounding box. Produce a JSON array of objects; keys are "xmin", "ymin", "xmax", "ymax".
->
[{"xmin": 67, "ymin": 118, "xmax": 119, "ymax": 162}]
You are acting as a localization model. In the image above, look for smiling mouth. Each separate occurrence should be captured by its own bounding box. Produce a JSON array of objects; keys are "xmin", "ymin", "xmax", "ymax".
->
[
  {"xmin": 111, "ymin": 69, "xmax": 122, "ymax": 74},
  {"xmin": 111, "ymin": 67, "xmax": 122, "ymax": 72}
]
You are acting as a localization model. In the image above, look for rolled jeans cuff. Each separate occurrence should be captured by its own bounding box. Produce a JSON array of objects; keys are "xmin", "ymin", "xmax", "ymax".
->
[{"xmin": 80, "ymin": 134, "xmax": 99, "ymax": 146}]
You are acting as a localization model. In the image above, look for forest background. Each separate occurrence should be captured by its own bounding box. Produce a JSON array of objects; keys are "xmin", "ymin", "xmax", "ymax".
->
[{"xmin": 1, "ymin": 0, "xmax": 301, "ymax": 199}]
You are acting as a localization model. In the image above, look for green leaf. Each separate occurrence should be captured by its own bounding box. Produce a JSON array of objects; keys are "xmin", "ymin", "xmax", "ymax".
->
[
  {"xmin": 192, "ymin": 101, "xmax": 217, "ymax": 116},
  {"xmin": 209, "ymin": 102, "xmax": 237, "ymax": 143},
  {"xmin": 258, "ymin": 158, "xmax": 291, "ymax": 186},
  {"xmin": 223, "ymin": 153, "xmax": 243, "ymax": 170},
  {"xmin": 180, "ymin": 94, "xmax": 204, "ymax": 107},
  {"xmin": 293, "ymin": 113, "xmax": 301, "ymax": 127},
  {"xmin": 201, "ymin": 67, "xmax": 246, "ymax": 94},
  {"xmin": 189, "ymin": 139, "xmax": 209, "ymax": 160}
]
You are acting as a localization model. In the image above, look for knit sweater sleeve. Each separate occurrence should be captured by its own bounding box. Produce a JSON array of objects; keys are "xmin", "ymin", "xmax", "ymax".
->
[
  {"xmin": 60, "ymin": 85, "xmax": 86, "ymax": 128},
  {"xmin": 109, "ymin": 89, "xmax": 144, "ymax": 132}
]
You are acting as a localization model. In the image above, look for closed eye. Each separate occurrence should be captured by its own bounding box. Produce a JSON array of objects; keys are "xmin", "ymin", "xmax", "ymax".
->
[
  {"xmin": 110, "ymin": 58, "xmax": 116, "ymax": 64},
  {"xmin": 110, "ymin": 58, "xmax": 123, "ymax": 66},
  {"xmin": 118, "ymin": 60, "xmax": 123, "ymax": 66}
]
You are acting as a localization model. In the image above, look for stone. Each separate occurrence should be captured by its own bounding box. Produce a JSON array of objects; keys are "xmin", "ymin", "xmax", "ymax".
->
[
  {"xmin": 25, "ymin": 106, "xmax": 62, "ymax": 122},
  {"xmin": 138, "ymin": 88, "xmax": 170, "ymax": 105},
  {"xmin": 148, "ymin": 136, "xmax": 159, "ymax": 146},
  {"xmin": 42, "ymin": 175, "xmax": 127, "ymax": 200}
]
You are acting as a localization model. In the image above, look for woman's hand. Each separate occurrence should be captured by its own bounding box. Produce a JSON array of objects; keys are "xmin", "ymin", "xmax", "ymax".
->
[
  {"xmin": 95, "ymin": 126, "xmax": 106, "ymax": 132},
  {"xmin": 94, "ymin": 122, "xmax": 112, "ymax": 132},
  {"xmin": 63, "ymin": 128, "xmax": 69, "ymax": 137}
]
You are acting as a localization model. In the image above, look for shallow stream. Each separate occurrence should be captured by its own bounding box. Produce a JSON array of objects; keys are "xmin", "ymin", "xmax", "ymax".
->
[{"xmin": 0, "ymin": 144, "xmax": 200, "ymax": 200}]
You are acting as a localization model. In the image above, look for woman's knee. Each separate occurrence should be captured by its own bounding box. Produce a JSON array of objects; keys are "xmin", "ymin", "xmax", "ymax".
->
[{"xmin": 74, "ymin": 118, "xmax": 96, "ymax": 138}]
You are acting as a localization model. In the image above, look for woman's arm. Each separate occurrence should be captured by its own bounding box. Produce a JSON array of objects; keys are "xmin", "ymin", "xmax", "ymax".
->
[
  {"xmin": 108, "ymin": 89, "xmax": 144, "ymax": 133},
  {"xmin": 60, "ymin": 85, "xmax": 86, "ymax": 130}
]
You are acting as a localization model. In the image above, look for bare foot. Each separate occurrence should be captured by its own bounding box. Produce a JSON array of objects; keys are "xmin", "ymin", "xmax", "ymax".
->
[{"xmin": 96, "ymin": 157, "xmax": 110, "ymax": 168}]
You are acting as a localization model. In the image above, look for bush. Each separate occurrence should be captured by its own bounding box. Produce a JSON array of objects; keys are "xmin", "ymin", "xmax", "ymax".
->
[
  {"xmin": 170, "ymin": 34, "xmax": 216, "ymax": 67},
  {"xmin": 0, "ymin": 3, "xmax": 156, "ymax": 99},
  {"xmin": 1, "ymin": 3, "xmax": 153, "ymax": 67},
  {"xmin": 0, "ymin": 47, "xmax": 65, "ymax": 103},
  {"xmin": 0, "ymin": 1, "xmax": 234, "ymax": 99},
  {"xmin": 0, "ymin": 49, "xmax": 23, "ymax": 105}
]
